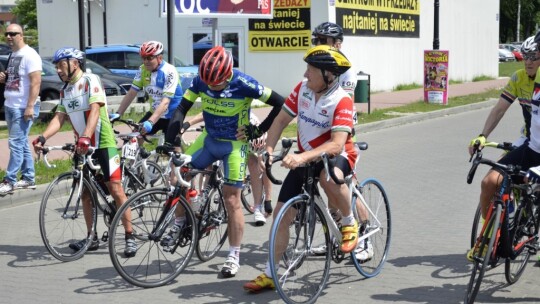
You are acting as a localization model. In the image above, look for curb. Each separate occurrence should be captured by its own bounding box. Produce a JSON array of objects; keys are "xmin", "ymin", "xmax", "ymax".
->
[
  {"xmin": 0, "ymin": 98, "xmax": 498, "ymax": 209},
  {"xmin": 356, "ymin": 98, "xmax": 498, "ymax": 134}
]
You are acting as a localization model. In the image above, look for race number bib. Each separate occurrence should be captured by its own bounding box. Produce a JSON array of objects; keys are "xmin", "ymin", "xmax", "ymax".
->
[{"xmin": 122, "ymin": 141, "xmax": 139, "ymax": 160}]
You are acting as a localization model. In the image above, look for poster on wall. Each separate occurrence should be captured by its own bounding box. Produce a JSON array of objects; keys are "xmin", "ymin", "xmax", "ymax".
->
[
  {"xmin": 424, "ymin": 50, "xmax": 449, "ymax": 105},
  {"xmin": 248, "ymin": 0, "xmax": 311, "ymax": 51},
  {"xmin": 335, "ymin": 0, "xmax": 419, "ymax": 38},
  {"xmin": 160, "ymin": 0, "xmax": 273, "ymax": 18}
]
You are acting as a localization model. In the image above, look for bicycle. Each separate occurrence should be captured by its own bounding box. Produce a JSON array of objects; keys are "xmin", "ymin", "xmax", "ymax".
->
[
  {"xmin": 464, "ymin": 143, "xmax": 540, "ymax": 303},
  {"xmin": 107, "ymin": 151, "xmax": 229, "ymax": 288},
  {"xmin": 264, "ymin": 139, "xmax": 391, "ymax": 304},
  {"xmin": 38, "ymin": 144, "xmax": 119, "ymax": 261},
  {"xmin": 469, "ymin": 141, "xmax": 516, "ymax": 248}
]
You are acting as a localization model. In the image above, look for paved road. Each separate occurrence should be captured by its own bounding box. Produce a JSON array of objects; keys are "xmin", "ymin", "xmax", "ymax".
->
[{"xmin": 1, "ymin": 103, "xmax": 540, "ymax": 303}]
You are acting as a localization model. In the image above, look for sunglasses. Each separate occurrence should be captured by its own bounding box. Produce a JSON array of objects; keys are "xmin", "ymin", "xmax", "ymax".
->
[
  {"xmin": 142, "ymin": 55, "xmax": 156, "ymax": 61},
  {"xmin": 523, "ymin": 54, "xmax": 540, "ymax": 61},
  {"xmin": 311, "ymin": 37, "xmax": 328, "ymax": 45},
  {"xmin": 4, "ymin": 32, "xmax": 20, "ymax": 37}
]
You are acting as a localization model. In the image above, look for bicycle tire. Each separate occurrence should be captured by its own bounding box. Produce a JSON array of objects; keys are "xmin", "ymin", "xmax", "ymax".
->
[
  {"xmin": 464, "ymin": 203, "xmax": 502, "ymax": 304},
  {"xmin": 269, "ymin": 197, "xmax": 330, "ymax": 304},
  {"xmin": 470, "ymin": 203, "xmax": 482, "ymax": 248},
  {"xmin": 351, "ymin": 178, "xmax": 391, "ymax": 278},
  {"xmin": 504, "ymin": 201, "xmax": 535, "ymax": 284},
  {"xmin": 241, "ymin": 174, "xmax": 255, "ymax": 214},
  {"xmin": 39, "ymin": 172, "xmax": 98, "ymax": 262},
  {"xmin": 108, "ymin": 187, "xmax": 198, "ymax": 288},
  {"xmin": 196, "ymin": 186, "xmax": 229, "ymax": 261},
  {"xmin": 122, "ymin": 160, "xmax": 167, "ymax": 198}
]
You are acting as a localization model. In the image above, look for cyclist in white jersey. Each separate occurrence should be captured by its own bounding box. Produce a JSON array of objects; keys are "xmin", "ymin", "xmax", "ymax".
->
[
  {"xmin": 32, "ymin": 48, "xmax": 137, "ymax": 257},
  {"xmin": 311, "ymin": 22, "xmax": 371, "ymax": 260},
  {"xmin": 244, "ymin": 45, "xmax": 358, "ymax": 293}
]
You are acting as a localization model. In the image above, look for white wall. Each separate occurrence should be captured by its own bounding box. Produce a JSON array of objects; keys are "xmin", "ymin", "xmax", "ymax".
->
[{"xmin": 37, "ymin": 0, "xmax": 499, "ymax": 95}]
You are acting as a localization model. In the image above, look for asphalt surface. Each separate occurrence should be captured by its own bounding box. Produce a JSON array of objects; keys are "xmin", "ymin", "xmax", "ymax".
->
[{"xmin": 2, "ymin": 102, "xmax": 540, "ymax": 303}]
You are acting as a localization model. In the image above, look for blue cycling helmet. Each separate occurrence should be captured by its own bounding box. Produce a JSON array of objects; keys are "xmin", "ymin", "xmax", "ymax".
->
[{"xmin": 52, "ymin": 47, "xmax": 84, "ymax": 64}]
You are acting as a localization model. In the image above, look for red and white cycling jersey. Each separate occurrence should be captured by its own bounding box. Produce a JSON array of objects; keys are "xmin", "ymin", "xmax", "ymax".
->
[{"xmin": 283, "ymin": 80, "xmax": 357, "ymax": 168}]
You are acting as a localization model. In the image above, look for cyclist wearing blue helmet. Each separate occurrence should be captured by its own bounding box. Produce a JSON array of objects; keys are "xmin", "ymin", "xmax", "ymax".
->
[{"xmin": 32, "ymin": 47, "xmax": 138, "ymax": 258}]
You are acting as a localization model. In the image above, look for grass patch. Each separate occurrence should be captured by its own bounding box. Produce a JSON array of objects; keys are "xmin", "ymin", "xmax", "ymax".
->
[
  {"xmin": 499, "ymin": 61, "xmax": 522, "ymax": 77},
  {"xmin": 472, "ymin": 75, "xmax": 495, "ymax": 82},
  {"xmin": 394, "ymin": 83, "xmax": 422, "ymax": 91}
]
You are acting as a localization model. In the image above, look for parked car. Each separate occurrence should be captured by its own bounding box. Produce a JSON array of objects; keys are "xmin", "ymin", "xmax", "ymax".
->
[
  {"xmin": 500, "ymin": 44, "xmax": 523, "ymax": 61},
  {"xmin": 498, "ymin": 48, "xmax": 515, "ymax": 62},
  {"xmin": 0, "ymin": 44, "xmax": 11, "ymax": 55},
  {"xmin": 85, "ymin": 44, "xmax": 197, "ymax": 91},
  {"xmin": 0, "ymin": 55, "xmax": 123, "ymax": 101}
]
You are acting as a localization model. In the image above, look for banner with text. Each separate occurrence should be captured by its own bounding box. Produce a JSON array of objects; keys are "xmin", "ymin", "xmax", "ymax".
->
[
  {"xmin": 335, "ymin": 0, "xmax": 419, "ymax": 38},
  {"xmin": 248, "ymin": 0, "xmax": 311, "ymax": 51},
  {"xmin": 160, "ymin": 0, "xmax": 273, "ymax": 18},
  {"xmin": 424, "ymin": 50, "xmax": 449, "ymax": 105}
]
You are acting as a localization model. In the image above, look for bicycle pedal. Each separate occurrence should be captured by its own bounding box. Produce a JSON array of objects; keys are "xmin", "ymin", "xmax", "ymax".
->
[
  {"xmin": 101, "ymin": 231, "xmax": 109, "ymax": 242},
  {"xmin": 526, "ymin": 244, "xmax": 538, "ymax": 255}
]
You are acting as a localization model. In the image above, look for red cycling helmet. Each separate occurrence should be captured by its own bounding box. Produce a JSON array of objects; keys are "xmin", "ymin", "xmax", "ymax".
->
[
  {"xmin": 140, "ymin": 41, "xmax": 164, "ymax": 57},
  {"xmin": 199, "ymin": 46, "xmax": 233, "ymax": 86}
]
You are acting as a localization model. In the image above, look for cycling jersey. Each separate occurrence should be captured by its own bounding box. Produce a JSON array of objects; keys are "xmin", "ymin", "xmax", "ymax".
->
[
  {"xmin": 283, "ymin": 79, "xmax": 357, "ymax": 168},
  {"xmin": 57, "ymin": 73, "xmax": 116, "ymax": 149},
  {"xmin": 183, "ymin": 69, "xmax": 273, "ymax": 141},
  {"xmin": 339, "ymin": 62, "xmax": 359, "ymax": 128},
  {"xmin": 131, "ymin": 61, "xmax": 183, "ymax": 119},
  {"xmin": 501, "ymin": 69, "xmax": 534, "ymax": 139}
]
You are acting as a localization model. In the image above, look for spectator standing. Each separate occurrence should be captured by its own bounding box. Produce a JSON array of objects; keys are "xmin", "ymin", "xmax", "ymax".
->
[{"xmin": 0, "ymin": 23, "xmax": 42, "ymax": 194}]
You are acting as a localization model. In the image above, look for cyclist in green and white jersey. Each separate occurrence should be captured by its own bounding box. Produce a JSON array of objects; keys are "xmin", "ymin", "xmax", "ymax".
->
[{"xmin": 32, "ymin": 47, "xmax": 137, "ymax": 257}]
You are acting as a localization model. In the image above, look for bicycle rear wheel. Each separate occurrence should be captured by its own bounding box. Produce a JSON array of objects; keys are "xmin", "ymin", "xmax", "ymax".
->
[
  {"xmin": 196, "ymin": 186, "xmax": 228, "ymax": 261},
  {"xmin": 464, "ymin": 203, "xmax": 502, "ymax": 304},
  {"xmin": 505, "ymin": 202, "xmax": 535, "ymax": 284},
  {"xmin": 241, "ymin": 175, "xmax": 255, "ymax": 214},
  {"xmin": 108, "ymin": 187, "xmax": 198, "ymax": 288},
  {"xmin": 39, "ymin": 172, "xmax": 97, "ymax": 262},
  {"xmin": 122, "ymin": 160, "xmax": 167, "ymax": 197},
  {"xmin": 269, "ymin": 197, "xmax": 330, "ymax": 304},
  {"xmin": 351, "ymin": 178, "xmax": 391, "ymax": 278}
]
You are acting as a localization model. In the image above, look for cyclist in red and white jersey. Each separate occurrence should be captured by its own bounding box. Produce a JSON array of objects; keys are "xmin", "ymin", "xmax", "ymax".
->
[{"xmin": 244, "ymin": 45, "xmax": 358, "ymax": 292}]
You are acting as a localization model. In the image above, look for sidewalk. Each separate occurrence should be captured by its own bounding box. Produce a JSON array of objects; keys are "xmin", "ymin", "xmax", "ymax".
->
[{"xmin": 0, "ymin": 78, "xmax": 507, "ymax": 200}]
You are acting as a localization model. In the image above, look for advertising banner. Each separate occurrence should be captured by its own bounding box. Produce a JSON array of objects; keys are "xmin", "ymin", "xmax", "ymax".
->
[
  {"xmin": 335, "ymin": 0, "xmax": 419, "ymax": 38},
  {"xmin": 161, "ymin": 0, "xmax": 273, "ymax": 18},
  {"xmin": 248, "ymin": 0, "xmax": 311, "ymax": 51},
  {"xmin": 424, "ymin": 50, "xmax": 449, "ymax": 105}
]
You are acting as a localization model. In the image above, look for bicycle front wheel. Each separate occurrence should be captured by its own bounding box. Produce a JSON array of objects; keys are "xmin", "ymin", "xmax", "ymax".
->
[
  {"xmin": 108, "ymin": 187, "xmax": 198, "ymax": 288},
  {"xmin": 240, "ymin": 175, "xmax": 255, "ymax": 214},
  {"xmin": 464, "ymin": 203, "xmax": 502, "ymax": 304},
  {"xmin": 351, "ymin": 178, "xmax": 391, "ymax": 278},
  {"xmin": 196, "ymin": 186, "xmax": 228, "ymax": 261},
  {"xmin": 122, "ymin": 160, "xmax": 167, "ymax": 197},
  {"xmin": 269, "ymin": 197, "xmax": 330, "ymax": 304},
  {"xmin": 39, "ymin": 172, "xmax": 97, "ymax": 262},
  {"xmin": 470, "ymin": 203, "xmax": 482, "ymax": 248},
  {"xmin": 505, "ymin": 202, "xmax": 535, "ymax": 284}
]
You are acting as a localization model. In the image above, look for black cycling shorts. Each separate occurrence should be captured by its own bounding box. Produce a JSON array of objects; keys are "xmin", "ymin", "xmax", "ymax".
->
[
  {"xmin": 277, "ymin": 155, "xmax": 352, "ymax": 203},
  {"xmin": 498, "ymin": 143, "xmax": 540, "ymax": 183}
]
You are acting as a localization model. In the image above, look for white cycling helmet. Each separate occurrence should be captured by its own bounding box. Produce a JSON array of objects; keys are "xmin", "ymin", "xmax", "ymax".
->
[
  {"xmin": 522, "ymin": 36, "xmax": 538, "ymax": 54},
  {"xmin": 248, "ymin": 114, "xmax": 267, "ymax": 154}
]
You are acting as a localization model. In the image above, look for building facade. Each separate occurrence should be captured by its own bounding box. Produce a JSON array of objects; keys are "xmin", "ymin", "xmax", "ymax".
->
[{"xmin": 37, "ymin": 0, "xmax": 499, "ymax": 96}]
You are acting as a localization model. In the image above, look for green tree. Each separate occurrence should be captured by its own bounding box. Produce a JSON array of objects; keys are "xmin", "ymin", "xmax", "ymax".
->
[
  {"xmin": 500, "ymin": 0, "xmax": 540, "ymax": 42},
  {"xmin": 11, "ymin": 0, "xmax": 37, "ymax": 30}
]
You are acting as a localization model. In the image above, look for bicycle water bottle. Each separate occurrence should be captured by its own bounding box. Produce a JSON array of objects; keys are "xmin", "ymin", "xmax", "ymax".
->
[
  {"xmin": 504, "ymin": 193, "xmax": 516, "ymax": 222},
  {"xmin": 186, "ymin": 188, "xmax": 198, "ymax": 205}
]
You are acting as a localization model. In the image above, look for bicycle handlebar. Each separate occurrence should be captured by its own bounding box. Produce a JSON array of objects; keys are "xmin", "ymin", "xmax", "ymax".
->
[
  {"xmin": 264, "ymin": 138, "xmax": 348, "ymax": 185},
  {"xmin": 41, "ymin": 144, "xmax": 100, "ymax": 170},
  {"xmin": 467, "ymin": 141, "xmax": 524, "ymax": 184},
  {"xmin": 169, "ymin": 152, "xmax": 193, "ymax": 188},
  {"xmin": 112, "ymin": 119, "xmax": 152, "ymax": 144}
]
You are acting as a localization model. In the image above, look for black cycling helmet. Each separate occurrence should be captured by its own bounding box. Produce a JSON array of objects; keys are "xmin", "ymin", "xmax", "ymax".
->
[
  {"xmin": 303, "ymin": 45, "xmax": 351, "ymax": 76},
  {"xmin": 312, "ymin": 22, "xmax": 344, "ymax": 41}
]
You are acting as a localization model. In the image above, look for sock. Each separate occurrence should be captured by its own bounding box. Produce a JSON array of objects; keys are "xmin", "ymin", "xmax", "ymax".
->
[
  {"xmin": 175, "ymin": 216, "xmax": 186, "ymax": 226},
  {"xmin": 229, "ymin": 246, "xmax": 240, "ymax": 260},
  {"xmin": 341, "ymin": 214, "xmax": 355, "ymax": 227},
  {"xmin": 264, "ymin": 200, "xmax": 273, "ymax": 214},
  {"xmin": 264, "ymin": 261, "xmax": 273, "ymax": 278}
]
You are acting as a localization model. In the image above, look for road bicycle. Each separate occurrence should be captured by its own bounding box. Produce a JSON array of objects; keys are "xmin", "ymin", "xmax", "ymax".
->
[
  {"xmin": 464, "ymin": 143, "xmax": 540, "ymax": 303},
  {"xmin": 107, "ymin": 151, "xmax": 229, "ymax": 288},
  {"xmin": 469, "ymin": 141, "xmax": 516, "ymax": 248},
  {"xmin": 265, "ymin": 139, "xmax": 391, "ymax": 304}
]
